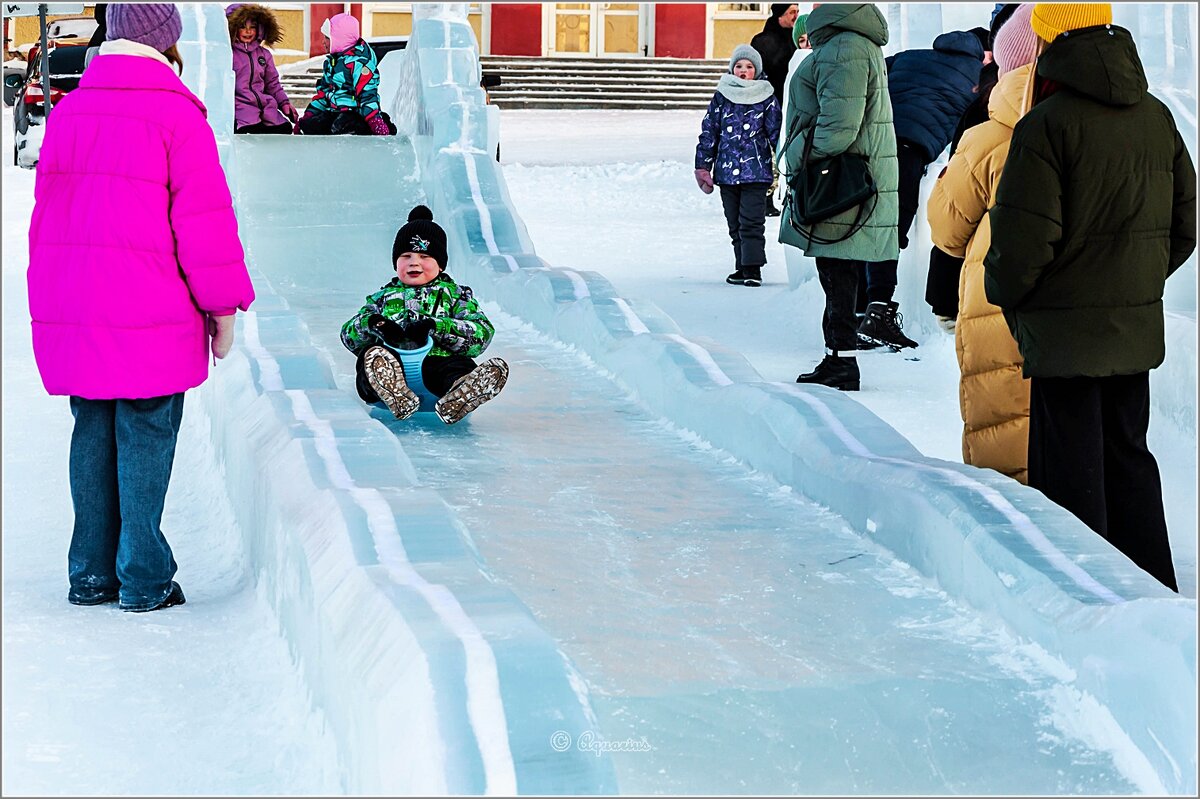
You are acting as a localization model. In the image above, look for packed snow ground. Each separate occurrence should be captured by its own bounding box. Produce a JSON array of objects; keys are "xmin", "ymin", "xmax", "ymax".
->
[
  {"xmin": 0, "ymin": 113, "xmax": 344, "ymax": 795},
  {"xmin": 497, "ymin": 108, "xmax": 1198, "ymax": 599}
]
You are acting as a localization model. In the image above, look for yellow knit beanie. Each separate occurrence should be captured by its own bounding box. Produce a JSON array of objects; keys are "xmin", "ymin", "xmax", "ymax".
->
[{"xmin": 1030, "ymin": 3, "xmax": 1113, "ymax": 42}]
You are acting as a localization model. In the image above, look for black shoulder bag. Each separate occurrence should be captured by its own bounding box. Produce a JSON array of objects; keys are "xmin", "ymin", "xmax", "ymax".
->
[{"xmin": 781, "ymin": 116, "xmax": 878, "ymax": 245}]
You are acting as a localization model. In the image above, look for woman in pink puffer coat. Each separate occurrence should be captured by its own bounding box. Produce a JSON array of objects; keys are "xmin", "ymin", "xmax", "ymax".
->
[{"xmin": 27, "ymin": 3, "xmax": 255, "ymax": 613}]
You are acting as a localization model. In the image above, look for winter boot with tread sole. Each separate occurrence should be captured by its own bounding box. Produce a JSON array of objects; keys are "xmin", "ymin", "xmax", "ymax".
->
[
  {"xmin": 363, "ymin": 345, "xmax": 421, "ymax": 420},
  {"xmin": 435, "ymin": 357, "xmax": 509, "ymax": 425}
]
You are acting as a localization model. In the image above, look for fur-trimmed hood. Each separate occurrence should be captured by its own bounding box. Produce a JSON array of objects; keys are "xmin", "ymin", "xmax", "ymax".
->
[{"xmin": 227, "ymin": 3, "xmax": 282, "ymax": 46}]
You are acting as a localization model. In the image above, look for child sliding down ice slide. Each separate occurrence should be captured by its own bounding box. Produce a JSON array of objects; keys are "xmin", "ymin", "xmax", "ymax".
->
[{"xmin": 340, "ymin": 206, "xmax": 509, "ymax": 424}]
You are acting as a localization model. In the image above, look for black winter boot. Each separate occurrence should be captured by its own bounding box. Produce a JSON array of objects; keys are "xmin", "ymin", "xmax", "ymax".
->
[
  {"xmin": 857, "ymin": 301, "xmax": 918, "ymax": 350},
  {"xmin": 796, "ymin": 354, "xmax": 860, "ymax": 391},
  {"xmin": 741, "ymin": 265, "xmax": 762, "ymax": 287},
  {"xmin": 726, "ymin": 269, "xmax": 746, "ymax": 285}
]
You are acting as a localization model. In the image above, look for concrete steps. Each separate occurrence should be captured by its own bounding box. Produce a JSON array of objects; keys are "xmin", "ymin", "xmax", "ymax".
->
[
  {"xmin": 278, "ymin": 55, "xmax": 729, "ymax": 112},
  {"xmin": 481, "ymin": 55, "xmax": 726, "ymax": 110}
]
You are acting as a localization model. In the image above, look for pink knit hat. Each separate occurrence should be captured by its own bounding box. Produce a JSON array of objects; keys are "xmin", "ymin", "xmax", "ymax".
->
[{"xmin": 993, "ymin": 4, "xmax": 1039, "ymax": 76}]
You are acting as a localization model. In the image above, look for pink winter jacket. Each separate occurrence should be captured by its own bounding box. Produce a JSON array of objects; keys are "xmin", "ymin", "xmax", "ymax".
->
[{"xmin": 28, "ymin": 53, "xmax": 255, "ymax": 400}]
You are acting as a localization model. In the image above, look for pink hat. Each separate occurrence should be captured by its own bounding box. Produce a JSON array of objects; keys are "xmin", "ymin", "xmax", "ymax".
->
[
  {"xmin": 329, "ymin": 13, "xmax": 360, "ymax": 54},
  {"xmin": 993, "ymin": 4, "xmax": 1039, "ymax": 76}
]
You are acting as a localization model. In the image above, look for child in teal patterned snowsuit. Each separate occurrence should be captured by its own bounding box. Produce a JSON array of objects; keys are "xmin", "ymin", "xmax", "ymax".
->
[
  {"xmin": 298, "ymin": 12, "xmax": 393, "ymax": 135},
  {"xmin": 341, "ymin": 206, "xmax": 509, "ymax": 424}
]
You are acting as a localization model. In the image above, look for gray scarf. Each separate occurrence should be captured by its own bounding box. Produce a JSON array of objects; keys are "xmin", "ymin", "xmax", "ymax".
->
[{"xmin": 716, "ymin": 74, "xmax": 774, "ymax": 105}]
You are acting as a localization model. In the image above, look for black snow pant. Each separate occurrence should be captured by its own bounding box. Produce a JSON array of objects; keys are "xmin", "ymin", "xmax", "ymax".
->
[
  {"xmin": 235, "ymin": 121, "xmax": 293, "ymax": 134},
  {"xmin": 1028, "ymin": 371, "xmax": 1178, "ymax": 592},
  {"xmin": 815, "ymin": 257, "xmax": 862, "ymax": 355},
  {"xmin": 719, "ymin": 182, "xmax": 771, "ymax": 271},
  {"xmin": 858, "ymin": 142, "xmax": 928, "ymax": 311},
  {"xmin": 298, "ymin": 109, "xmax": 396, "ymax": 136},
  {"xmin": 356, "ymin": 348, "xmax": 478, "ymax": 403}
]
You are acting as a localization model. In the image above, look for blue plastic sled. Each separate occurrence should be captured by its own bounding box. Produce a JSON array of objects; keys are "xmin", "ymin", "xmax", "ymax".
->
[{"xmin": 385, "ymin": 337, "xmax": 440, "ymax": 414}]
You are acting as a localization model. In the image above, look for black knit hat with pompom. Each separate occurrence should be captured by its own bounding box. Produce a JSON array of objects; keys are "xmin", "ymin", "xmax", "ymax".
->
[{"xmin": 391, "ymin": 205, "xmax": 447, "ymax": 270}]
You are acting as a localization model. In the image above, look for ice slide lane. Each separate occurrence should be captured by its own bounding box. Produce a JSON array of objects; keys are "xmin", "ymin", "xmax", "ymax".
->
[{"xmin": 230, "ymin": 131, "xmax": 1141, "ymax": 794}]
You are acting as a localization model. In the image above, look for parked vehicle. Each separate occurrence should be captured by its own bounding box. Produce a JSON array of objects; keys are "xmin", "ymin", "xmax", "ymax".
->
[
  {"xmin": 4, "ymin": 59, "xmax": 26, "ymax": 106},
  {"xmin": 45, "ymin": 16, "xmax": 98, "ymax": 43},
  {"xmin": 366, "ymin": 35, "xmax": 408, "ymax": 61},
  {"xmin": 13, "ymin": 42, "xmax": 87, "ymax": 168}
]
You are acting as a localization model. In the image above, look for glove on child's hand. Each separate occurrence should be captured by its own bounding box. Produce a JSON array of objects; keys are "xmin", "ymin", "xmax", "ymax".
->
[
  {"xmin": 367, "ymin": 113, "xmax": 391, "ymax": 136},
  {"xmin": 282, "ymin": 102, "xmax": 299, "ymax": 124},
  {"xmin": 935, "ymin": 314, "xmax": 957, "ymax": 333},
  {"xmin": 368, "ymin": 314, "xmax": 407, "ymax": 345},
  {"xmin": 406, "ymin": 317, "xmax": 436, "ymax": 341},
  {"xmin": 694, "ymin": 168, "xmax": 714, "ymax": 194}
]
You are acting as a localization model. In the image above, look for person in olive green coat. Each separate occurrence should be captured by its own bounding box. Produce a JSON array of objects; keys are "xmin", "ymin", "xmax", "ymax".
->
[
  {"xmin": 984, "ymin": 4, "xmax": 1196, "ymax": 592},
  {"xmin": 780, "ymin": 3, "xmax": 898, "ymax": 390}
]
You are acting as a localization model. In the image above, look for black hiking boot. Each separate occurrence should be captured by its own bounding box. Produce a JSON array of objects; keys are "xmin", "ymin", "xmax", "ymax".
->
[
  {"xmin": 727, "ymin": 266, "xmax": 762, "ymax": 287},
  {"xmin": 796, "ymin": 355, "xmax": 860, "ymax": 391},
  {"xmin": 857, "ymin": 301, "xmax": 918, "ymax": 350}
]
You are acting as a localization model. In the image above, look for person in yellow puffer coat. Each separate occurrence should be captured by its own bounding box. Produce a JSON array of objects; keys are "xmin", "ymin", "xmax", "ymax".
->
[{"xmin": 927, "ymin": 4, "xmax": 1040, "ymax": 483}]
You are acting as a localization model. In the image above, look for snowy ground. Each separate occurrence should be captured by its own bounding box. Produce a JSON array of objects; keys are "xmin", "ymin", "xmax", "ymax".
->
[
  {"xmin": 497, "ymin": 108, "xmax": 1198, "ymax": 599},
  {"xmin": 1, "ymin": 111, "xmax": 344, "ymax": 795},
  {"xmin": 3, "ymin": 97, "xmax": 1195, "ymax": 793}
]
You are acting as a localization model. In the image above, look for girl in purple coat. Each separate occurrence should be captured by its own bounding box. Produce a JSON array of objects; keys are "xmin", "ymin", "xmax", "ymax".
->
[
  {"xmin": 695, "ymin": 44, "xmax": 782, "ymax": 287},
  {"xmin": 226, "ymin": 3, "xmax": 297, "ymax": 134}
]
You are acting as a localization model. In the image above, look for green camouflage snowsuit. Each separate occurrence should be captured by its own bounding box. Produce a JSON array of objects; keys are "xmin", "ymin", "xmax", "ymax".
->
[{"xmin": 340, "ymin": 273, "xmax": 494, "ymax": 358}]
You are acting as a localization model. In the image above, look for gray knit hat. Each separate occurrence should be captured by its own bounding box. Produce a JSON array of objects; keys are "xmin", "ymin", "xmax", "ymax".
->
[
  {"xmin": 729, "ymin": 44, "xmax": 763, "ymax": 76},
  {"xmin": 106, "ymin": 3, "xmax": 182, "ymax": 53}
]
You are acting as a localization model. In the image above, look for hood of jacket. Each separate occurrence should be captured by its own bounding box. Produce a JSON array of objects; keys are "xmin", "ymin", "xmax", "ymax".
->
[
  {"xmin": 79, "ymin": 52, "xmax": 206, "ymax": 116},
  {"xmin": 987, "ymin": 61, "xmax": 1033, "ymax": 129},
  {"xmin": 227, "ymin": 3, "xmax": 282, "ymax": 46},
  {"xmin": 1037, "ymin": 25, "xmax": 1147, "ymax": 107},
  {"xmin": 329, "ymin": 13, "xmax": 361, "ymax": 54},
  {"xmin": 807, "ymin": 3, "xmax": 889, "ymax": 48},
  {"xmin": 933, "ymin": 30, "xmax": 985, "ymax": 60}
]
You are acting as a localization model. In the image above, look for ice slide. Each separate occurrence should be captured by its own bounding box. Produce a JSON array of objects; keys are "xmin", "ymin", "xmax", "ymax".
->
[{"xmin": 179, "ymin": 5, "xmax": 1194, "ymax": 794}]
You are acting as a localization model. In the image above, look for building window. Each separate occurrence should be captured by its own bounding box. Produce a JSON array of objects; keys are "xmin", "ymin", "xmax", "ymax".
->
[{"xmin": 714, "ymin": 3, "xmax": 766, "ymax": 18}]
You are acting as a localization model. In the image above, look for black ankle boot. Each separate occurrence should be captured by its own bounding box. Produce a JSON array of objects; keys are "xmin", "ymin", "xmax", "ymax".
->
[
  {"xmin": 741, "ymin": 265, "xmax": 762, "ymax": 287},
  {"xmin": 796, "ymin": 354, "xmax": 860, "ymax": 391},
  {"xmin": 726, "ymin": 269, "xmax": 746, "ymax": 285}
]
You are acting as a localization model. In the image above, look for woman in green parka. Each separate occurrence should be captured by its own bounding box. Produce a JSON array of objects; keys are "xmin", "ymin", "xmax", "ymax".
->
[{"xmin": 781, "ymin": 3, "xmax": 899, "ymax": 391}]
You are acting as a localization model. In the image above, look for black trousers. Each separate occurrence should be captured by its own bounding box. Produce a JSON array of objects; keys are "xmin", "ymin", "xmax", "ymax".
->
[
  {"xmin": 355, "ymin": 348, "xmax": 478, "ymax": 402},
  {"xmin": 857, "ymin": 142, "xmax": 928, "ymax": 310},
  {"xmin": 718, "ymin": 182, "xmax": 771, "ymax": 270},
  {"xmin": 235, "ymin": 121, "xmax": 293, "ymax": 134},
  {"xmin": 297, "ymin": 109, "xmax": 396, "ymax": 136},
  {"xmin": 815, "ymin": 257, "xmax": 862, "ymax": 355},
  {"xmin": 1028, "ymin": 372, "xmax": 1177, "ymax": 592}
]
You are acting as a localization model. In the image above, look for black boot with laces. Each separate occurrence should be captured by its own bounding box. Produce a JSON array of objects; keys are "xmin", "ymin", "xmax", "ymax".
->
[{"xmin": 857, "ymin": 301, "xmax": 918, "ymax": 350}]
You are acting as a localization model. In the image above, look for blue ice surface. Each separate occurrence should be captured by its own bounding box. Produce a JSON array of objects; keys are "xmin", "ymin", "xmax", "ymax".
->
[{"xmin": 179, "ymin": 4, "xmax": 1196, "ymax": 795}]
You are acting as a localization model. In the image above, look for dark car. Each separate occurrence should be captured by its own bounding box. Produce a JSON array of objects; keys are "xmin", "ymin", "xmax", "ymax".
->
[
  {"xmin": 13, "ymin": 41, "xmax": 88, "ymax": 168},
  {"xmin": 367, "ymin": 35, "xmax": 408, "ymax": 62}
]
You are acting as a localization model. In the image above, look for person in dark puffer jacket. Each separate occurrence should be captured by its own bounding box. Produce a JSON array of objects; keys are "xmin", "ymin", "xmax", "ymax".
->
[
  {"xmin": 925, "ymin": 5, "xmax": 1021, "ymax": 329},
  {"xmin": 984, "ymin": 3, "xmax": 1196, "ymax": 592},
  {"xmin": 750, "ymin": 3, "xmax": 799, "ymax": 217},
  {"xmin": 695, "ymin": 44, "xmax": 782, "ymax": 287},
  {"xmin": 854, "ymin": 28, "xmax": 985, "ymax": 351}
]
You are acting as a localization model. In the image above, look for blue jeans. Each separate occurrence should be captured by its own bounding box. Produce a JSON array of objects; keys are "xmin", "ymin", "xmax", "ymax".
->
[{"xmin": 67, "ymin": 394, "xmax": 185, "ymax": 609}]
